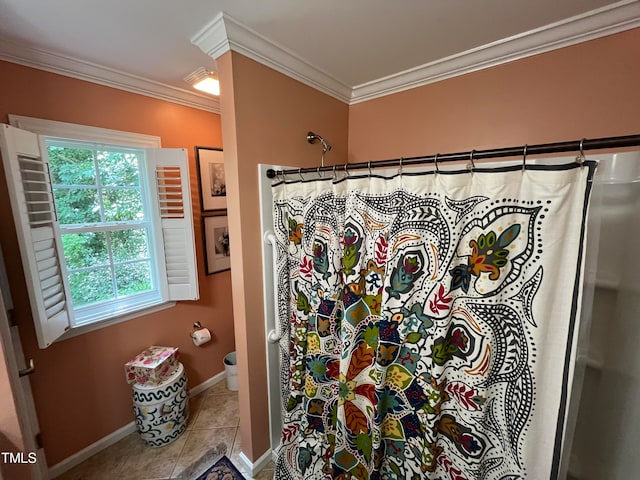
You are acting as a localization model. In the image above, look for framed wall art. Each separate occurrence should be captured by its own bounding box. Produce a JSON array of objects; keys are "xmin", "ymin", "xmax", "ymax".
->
[
  {"xmin": 203, "ymin": 213, "xmax": 231, "ymax": 274},
  {"xmin": 195, "ymin": 146, "xmax": 226, "ymax": 211}
]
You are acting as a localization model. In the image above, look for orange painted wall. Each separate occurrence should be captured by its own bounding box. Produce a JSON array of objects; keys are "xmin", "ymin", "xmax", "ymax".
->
[
  {"xmin": 0, "ymin": 61, "xmax": 234, "ymax": 466},
  {"xmin": 348, "ymin": 28, "xmax": 640, "ymax": 164},
  {"xmin": 217, "ymin": 51, "xmax": 349, "ymax": 460}
]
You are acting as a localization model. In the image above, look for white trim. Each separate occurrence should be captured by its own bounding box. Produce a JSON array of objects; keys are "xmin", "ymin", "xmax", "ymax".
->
[
  {"xmin": 56, "ymin": 301, "xmax": 176, "ymax": 341},
  {"xmin": 188, "ymin": 370, "xmax": 226, "ymax": 397},
  {"xmin": 9, "ymin": 115, "xmax": 162, "ymax": 148},
  {"xmin": 238, "ymin": 448, "xmax": 273, "ymax": 477},
  {"xmin": 48, "ymin": 373, "xmax": 227, "ymax": 479},
  {"xmin": 48, "ymin": 421, "xmax": 138, "ymax": 479},
  {"xmin": 0, "ymin": 37, "xmax": 220, "ymax": 114},
  {"xmin": 190, "ymin": 13, "xmax": 230, "ymax": 61},
  {"xmin": 350, "ymin": 0, "xmax": 640, "ymax": 103},
  {"xmin": 191, "ymin": 12, "xmax": 352, "ymax": 104}
]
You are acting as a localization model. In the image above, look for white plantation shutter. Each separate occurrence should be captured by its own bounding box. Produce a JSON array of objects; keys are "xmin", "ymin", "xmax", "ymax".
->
[
  {"xmin": 147, "ymin": 148, "xmax": 199, "ymax": 300},
  {"xmin": 0, "ymin": 124, "xmax": 73, "ymax": 348}
]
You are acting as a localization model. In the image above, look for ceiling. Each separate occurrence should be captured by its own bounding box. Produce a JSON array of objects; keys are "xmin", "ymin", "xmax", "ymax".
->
[{"xmin": 0, "ymin": 0, "xmax": 638, "ymax": 110}]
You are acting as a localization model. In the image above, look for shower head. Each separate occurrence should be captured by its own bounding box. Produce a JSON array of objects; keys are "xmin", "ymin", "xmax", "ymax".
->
[{"xmin": 307, "ymin": 131, "xmax": 332, "ymax": 153}]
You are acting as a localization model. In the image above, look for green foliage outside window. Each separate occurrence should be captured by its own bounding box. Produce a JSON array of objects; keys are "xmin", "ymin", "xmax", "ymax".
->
[{"xmin": 48, "ymin": 143, "xmax": 153, "ymax": 307}]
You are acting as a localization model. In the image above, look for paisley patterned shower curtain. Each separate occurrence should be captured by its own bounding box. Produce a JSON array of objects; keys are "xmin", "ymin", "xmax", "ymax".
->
[{"xmin": 272, "ymin": 162, "xmax": 595, "ymax": 480}]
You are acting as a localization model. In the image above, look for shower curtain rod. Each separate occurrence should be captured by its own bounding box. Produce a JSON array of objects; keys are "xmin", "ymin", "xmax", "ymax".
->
[{"xmin": 265, "ymin": 133, "xmax": 640, "ymax": 179}]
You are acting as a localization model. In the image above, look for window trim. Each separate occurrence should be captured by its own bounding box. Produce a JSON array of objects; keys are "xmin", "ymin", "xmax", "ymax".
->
[
  {"xmin": 57, "ymin": 300, "xmax": 176, "ymax": 340},
  {"xmin": 9, "ymin": 115, "xmax": 161, "ymax": 149}
]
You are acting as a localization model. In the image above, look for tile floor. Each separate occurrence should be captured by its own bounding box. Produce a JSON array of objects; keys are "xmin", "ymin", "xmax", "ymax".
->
[{"xmin": 56, "ymin": 380, "xmax": 274, "ymax": 480}]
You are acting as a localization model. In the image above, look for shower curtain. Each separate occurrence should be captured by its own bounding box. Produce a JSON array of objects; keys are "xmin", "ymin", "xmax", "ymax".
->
[{"xmin": 272, "ymin": 162, "xmax": 595, "ymax": 480}]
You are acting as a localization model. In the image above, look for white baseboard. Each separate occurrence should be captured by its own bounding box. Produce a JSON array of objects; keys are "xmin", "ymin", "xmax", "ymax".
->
[
  {"xmin": 238, "ymin": 448, "xmax": 273, "ymax": 477},
  {"xmin": 188, "ymin": 370, "xmax": 226, "ymax": 397},
  {"xmin": 48, "ymin": 372, "xmax": 226, "ymax": 479},
  {"xmin": 48, "ymin": 421, "xmax": 138, "ymax": 479}
]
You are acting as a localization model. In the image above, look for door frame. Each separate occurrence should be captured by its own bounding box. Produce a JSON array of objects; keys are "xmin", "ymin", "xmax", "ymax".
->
[{"xmin": 0, "ymin": 243, "xmax": 47, "ymax": 479}]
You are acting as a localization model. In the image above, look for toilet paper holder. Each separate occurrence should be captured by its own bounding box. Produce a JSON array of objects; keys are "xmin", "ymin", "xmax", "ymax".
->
[
  {"xmin": 191, "ymin": 322, "xmax": 203, "ymax": 338},
  {"xmin": 191, "ymin": 322, "xmax": 213, "ymax": 346}
]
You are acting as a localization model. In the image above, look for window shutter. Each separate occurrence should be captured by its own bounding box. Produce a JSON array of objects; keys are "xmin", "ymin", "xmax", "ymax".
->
[
  {"xmin": 0, "ymin": 124, "xmax": 73, "ymax": 348},
  {"xmin": 147, "ymin": 148, "xmax": 199, "ymax": 300}
]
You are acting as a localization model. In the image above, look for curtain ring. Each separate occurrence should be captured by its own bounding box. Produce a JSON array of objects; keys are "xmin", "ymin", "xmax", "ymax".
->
[
  {"xmin": 332, "ymin": 164, "xmax": 337, "ymax": 181},
  {"xmin": 434, "ymin": 153, "xmax": 440, "ymax": 174},
  {"xmin": 317, "ymin": 166, "xmax": 322, "ymax": 178},
  {"xmin": 522, "ymin": 144, "xmax": 528, "ymax": 172},
  {"xmin": 368, "ymin": 161, "xmax": 372, "ymax": 177},
  {"xmin": 468, "ymin": 149, "xmax": 476, "ymax": 172},
  {"xmin": 298, "ymin": 168, "xmax": 304, "ymax": 182},
  {"xmin": 398, "ymin": 157, "xmax": 403, "ymax": 176},
  {"xmin": 344, "ymin": 163, "xmax": 350, "ymax": 177},
  {"xmin": 576, "ymin": 138, "xmax": 586, "ymax": 167}
]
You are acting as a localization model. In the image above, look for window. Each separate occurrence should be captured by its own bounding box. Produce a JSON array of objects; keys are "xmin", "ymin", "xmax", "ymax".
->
[
  {"xmin": 48, "ymin": 139, "xmax": 161, "ymax": 324},
  {"xmin": 0, "ymin": 116, "xmax": 199, "ymax": 348}
]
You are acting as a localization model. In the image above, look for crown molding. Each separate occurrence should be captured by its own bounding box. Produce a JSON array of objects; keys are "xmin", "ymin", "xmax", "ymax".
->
[
  {"xmin": 193, "ymin": 1, "xmax": 640, "ymax": 106},
  {"xmin": 191, "ymin": 12, "xmax": 230, "ymax": 61},
  {"xmin": 191, "ymin": 12, "xmax": 352, "ymax": 104},
  {"xmin": 350, "ymin": 0, "xmax": 640, "ymax": 103},
  {"xmin": 0, "ymin": 38, "xmax": 220, "ymax": 113},
  {"xmin": 3, "ymin": 1, "xmax": 638, "ymax": 111}
]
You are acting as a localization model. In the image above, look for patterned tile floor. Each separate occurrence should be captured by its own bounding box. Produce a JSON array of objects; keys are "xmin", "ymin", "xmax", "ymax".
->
[{"xmin": 56, "ymin": 380, "xmax": 274, "ymax": 480}]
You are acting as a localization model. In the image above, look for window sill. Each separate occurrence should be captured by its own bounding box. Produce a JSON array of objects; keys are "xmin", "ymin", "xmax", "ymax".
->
[{"xmin": 56, "ymin": 300, "xmax": 176, "ymax": 342}]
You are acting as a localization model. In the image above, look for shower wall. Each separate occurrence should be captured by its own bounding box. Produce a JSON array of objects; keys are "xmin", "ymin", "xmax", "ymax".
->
[{"xmin": 568, "ymin": 152, "xmax": 640, "ymax": 479}]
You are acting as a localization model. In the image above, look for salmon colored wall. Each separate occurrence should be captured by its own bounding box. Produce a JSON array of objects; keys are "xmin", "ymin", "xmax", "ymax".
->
[
  {"xmin": 348, "ymin": 28, "xmax": 640, "ymax": 164},
  {"xmin": 217, "ymin": 51, "xmax": 349, "ymax": 461},
  {"xmin": 0, "ymin": 61, "xmax": 234, "ymax": 466}
]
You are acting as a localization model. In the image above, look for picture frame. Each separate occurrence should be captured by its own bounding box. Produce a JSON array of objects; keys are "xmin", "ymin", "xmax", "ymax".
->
[
  {"xmin": 195, "ymin": 146, "xmax": 226, "ymax": 211},
  {"xmin": 203, "ymin": 213, "xmax": 231, "ymax": 274}
]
